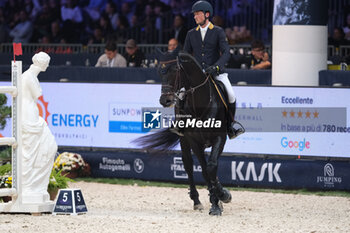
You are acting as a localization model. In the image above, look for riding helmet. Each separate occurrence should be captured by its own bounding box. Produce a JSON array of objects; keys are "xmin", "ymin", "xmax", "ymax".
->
[{"xmin": 191, "ymin": 1, "xmax": 213, "ymax": 17}]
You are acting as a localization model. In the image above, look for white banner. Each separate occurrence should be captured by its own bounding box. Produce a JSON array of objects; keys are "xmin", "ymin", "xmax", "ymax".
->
[{"xmin": 0, "ymin": 82, "xmax": 349, "ymax": 158}]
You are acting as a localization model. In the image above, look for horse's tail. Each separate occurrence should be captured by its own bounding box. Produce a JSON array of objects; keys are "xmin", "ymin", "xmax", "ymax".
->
[{"xmin": 132, "ymin": 128, "xmax": 180, "ymax": 152}]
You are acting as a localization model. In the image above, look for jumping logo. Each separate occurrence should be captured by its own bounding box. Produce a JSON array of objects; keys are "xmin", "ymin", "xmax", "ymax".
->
[
  {"xmin": 316, "ymin": 163, "xmax": 342, "ymax": 188},
  {"xmin": 143, "ymin": 109, "xmax": 161, "ymax": 129},
  {"xmin": 37, "ymin": 95, "xmax": 50, "ymax": 124}
]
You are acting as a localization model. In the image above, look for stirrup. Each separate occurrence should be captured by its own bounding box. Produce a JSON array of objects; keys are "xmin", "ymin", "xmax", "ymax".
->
[{"xmin": 227, "ymin": 121, "xmax": 245, "ymax": 139}]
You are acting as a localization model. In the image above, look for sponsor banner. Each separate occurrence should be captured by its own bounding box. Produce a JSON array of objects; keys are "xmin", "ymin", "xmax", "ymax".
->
[
  {"xmin": 0, "ymin": 82, "xmax": 349, "ymax": 157},
  {"xmin": 78, "ymin": 150, "xmax": 350, "ymax": 191}
]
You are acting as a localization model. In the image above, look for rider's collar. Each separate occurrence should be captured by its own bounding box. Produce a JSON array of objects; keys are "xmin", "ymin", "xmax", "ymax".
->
[{"xmin": 196, "ymin": 22, "xmax": 214, "ymax": 31}]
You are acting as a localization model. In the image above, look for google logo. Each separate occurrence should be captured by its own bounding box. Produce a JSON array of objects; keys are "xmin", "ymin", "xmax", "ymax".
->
[{"xmin": 281, "ymin": 137, "xmax": 310, "ymax": 151}]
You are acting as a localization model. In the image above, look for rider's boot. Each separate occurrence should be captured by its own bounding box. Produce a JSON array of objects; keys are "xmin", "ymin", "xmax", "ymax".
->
[{"xmin": 227, "ymin": 101, "xmax": 244, "ymax": 139}]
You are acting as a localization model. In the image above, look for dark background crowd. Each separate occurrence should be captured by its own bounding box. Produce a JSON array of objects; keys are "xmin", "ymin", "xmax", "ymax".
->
[{"xmin": 1, "ymin": 0, "xmax": 350, "ymax": 48}]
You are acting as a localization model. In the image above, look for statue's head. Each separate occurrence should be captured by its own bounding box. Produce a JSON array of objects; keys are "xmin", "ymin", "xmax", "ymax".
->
[{"xmin": 32, "ymin": 52, "xmax": 50, "ymax": 71}]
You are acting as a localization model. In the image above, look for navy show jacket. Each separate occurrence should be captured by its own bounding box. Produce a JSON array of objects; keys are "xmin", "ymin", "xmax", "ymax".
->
[{"xmin": 183, "ymin": 22, "xmax": 230, "ymax": 73}]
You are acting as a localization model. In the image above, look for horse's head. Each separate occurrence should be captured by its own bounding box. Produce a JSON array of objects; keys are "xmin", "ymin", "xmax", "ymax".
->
[{"xmin": 157, "ymin": 50, "xmax": 180, "ymax": 107}]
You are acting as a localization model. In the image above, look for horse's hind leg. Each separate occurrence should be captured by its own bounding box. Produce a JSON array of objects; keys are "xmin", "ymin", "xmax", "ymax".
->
[{"xmin": 180, "ymin": 139, "xmax": 203, "ymax": 210}]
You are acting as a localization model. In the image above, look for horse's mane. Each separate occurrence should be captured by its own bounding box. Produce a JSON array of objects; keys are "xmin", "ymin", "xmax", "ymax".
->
[{"xmin": 178, "ymin": 52, "xmax": 207, "ymax": 80}]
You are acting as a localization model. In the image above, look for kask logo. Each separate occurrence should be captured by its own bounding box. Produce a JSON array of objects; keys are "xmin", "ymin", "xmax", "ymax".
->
[
  {"xmin": 231, "ymin": 161, "xmax": 282, "ymax": 183},
  {"xmin": 37, "ymin": 95, "xmax": 50, "ymax": 124}
]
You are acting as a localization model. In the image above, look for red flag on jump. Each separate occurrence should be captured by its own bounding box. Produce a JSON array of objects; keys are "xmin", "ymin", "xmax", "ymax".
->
[{"xmin": 13, "ymin": 43, "xmax": 22, "ymax": 62}]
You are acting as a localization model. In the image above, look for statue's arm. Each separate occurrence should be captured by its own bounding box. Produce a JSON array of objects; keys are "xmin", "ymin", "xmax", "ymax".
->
[{"xmin": 23, "ymin": 76, "xmax": 42, "ymax": 100}]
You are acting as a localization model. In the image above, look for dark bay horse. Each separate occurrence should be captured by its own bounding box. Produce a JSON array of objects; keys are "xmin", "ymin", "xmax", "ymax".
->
[{"xmin": 135, "ymin": 52, "xmax": 232, "ymax": 216}]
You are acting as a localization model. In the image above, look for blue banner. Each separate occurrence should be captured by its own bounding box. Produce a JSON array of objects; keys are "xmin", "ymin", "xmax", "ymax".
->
[{"xmin": 77, "ymin": 150, "xmax": 350, "ymax": 191}]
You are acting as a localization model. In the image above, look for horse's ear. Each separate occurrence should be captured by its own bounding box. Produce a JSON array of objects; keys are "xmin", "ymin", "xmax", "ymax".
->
[
  {"xmin": 171, "ymin": 46, "xmax": 181, "ymax": 57},
  {"xmin": 155, "ymin": 47, "xmax": 166, "ymax": 62},
  {"xmin": 155, "ymin": 48, "xmax": 165, "ymax": 57}
]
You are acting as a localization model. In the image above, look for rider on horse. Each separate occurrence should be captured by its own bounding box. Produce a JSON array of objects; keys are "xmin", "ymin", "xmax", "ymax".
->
[{"xmin": 175, "ymin": 0, "xmax": 243, "ymax": 139}]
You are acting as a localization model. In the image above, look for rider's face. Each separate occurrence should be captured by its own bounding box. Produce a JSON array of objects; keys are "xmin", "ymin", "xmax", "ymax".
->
[{"xmin": 194, "ymin": 11, "xmax": 207, "ymax": 26}]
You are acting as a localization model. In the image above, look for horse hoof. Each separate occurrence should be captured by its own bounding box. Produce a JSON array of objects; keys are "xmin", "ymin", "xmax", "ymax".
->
[
  {"xmin": 209, "ymin": 205, "xmax": 222, "ymax": 216},
  {"xmin": 194, "ymin": 203, "xmax": 204, "ymax": 211},
  {"xmin": 219, "ymin": 188, "xmax": 232, "ymax": 203},
  {"xmin": 218, "ymin": 201, "xmax": 224, "ymax": 212}
]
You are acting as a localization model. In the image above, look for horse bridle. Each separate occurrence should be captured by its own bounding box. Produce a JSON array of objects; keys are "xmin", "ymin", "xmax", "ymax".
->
[
  {"xmin": 159, "ymin": 58, "xmax": 210, "ymax": 100},
  {"xmin": 159, "ymin": 59, "xmax": 179, "ymax": 99}
]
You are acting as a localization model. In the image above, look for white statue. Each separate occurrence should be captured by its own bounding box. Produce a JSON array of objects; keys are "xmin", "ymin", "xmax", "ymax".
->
[{"xmin": 21, "ymin": 52, "xmax": 57, "ymax": 203}]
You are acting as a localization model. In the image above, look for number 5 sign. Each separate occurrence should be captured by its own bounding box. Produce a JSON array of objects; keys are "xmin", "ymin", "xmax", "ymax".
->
[{"xmin": 53, "ymin": 189, "xmax": 88, "ymax": 215}]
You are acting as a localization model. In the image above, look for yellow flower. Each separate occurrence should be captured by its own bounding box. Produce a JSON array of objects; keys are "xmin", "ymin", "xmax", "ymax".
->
[{"xmin": 5, "ymin": 176, "xmax": 12, "ymax": 185}]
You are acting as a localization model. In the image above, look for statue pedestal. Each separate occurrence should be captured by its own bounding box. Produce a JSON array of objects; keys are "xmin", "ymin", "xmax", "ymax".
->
[
  {"xmin": 0, "ymin": 199, "xmax": 54, "ymax": 213},
  {"xmin": 22, "ymin": 192, "xmax": 50, "ymax": 203}
]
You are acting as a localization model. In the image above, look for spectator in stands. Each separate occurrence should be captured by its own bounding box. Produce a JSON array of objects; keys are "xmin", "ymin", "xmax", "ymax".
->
[
  {"xmin": 248, "ymin": 40, "xmax": 271, "ymax": 70},
  {"xmin": 54, "ymin": 38, "xmax": 73, "ymax": 54},
  {"xmin": 121, "ymin": 2, "xmax": 133, "ymax": 27},
  {"xmin": 48, "ymin": 0, "xmax": 61, "ymax": 23},
  {"xmin": 61, "ymin": 0, "xmax": 83, "ymax": 24},
  {"xmin": 4, "ymin": 0, "xmax": 19, "ymax": 28},
  {"xmin": 212, "ymin": 15, "xmax": 224, "ymax": 28},
  {"xmin": 61, "ymin": 0, "xmax": 83, "ymax": 43},
  {"xmin": 9, "ymin": 10, "xmax": 33, "ymax": 43},
  {"xmin": 95, "ymin": 41, "xmax": 127, "ymax": 67},
  {"xmin": 25, "ymin": 0, "xmax": 42, "ymax": 21},
  {"xmin": 116, "ymin": 14, "xmax": 129, "ymax": 30},
  {"xmin": 167, "ymin": 38, "xmax": 178, "ymax": 52},
  {"xmin": 171, "ymin": 14, "xmax": 187, "ymax": 46},
  {"xmin": 104, "ymin": 2, "xmax": 118, "ymax": 30},
  {"xmin": 141, "ymin": 4, "xmax": 157, "ymax": 43},
  {"xmin": 328, "ymin": 27, "xmax": 349, "ymax": 48},
  {"xmin": 35, "ymin": 35, "xmax": 56, "ymax": 53},
  {"xmin": 123, "ymin": 39, "xmax": 145, "ymax": 67},
  {"xmin": 33, "ymin": 3, "xmax": 52, "ymax": 42},
  {"xmin": 0, "ymin": 8, "xmax": 9, "ymax": 43},
  {"xmin": 98, "ymin": 14, "xmax": 113, "ymax": 41},
  {"xmin": 88, "ymin": 27, "xmax": 104, "ymax": 44},
  {"xmin": 225, "ymin": 25, "xmax": 252, "ymax": 45},
  {"xmin": 84, "ymin": 0, "xmax": 101, "ymax": 24},
  {"xmin": 50, "ymin": 20, "xmax": 63, "ymax": 43},
  {"xmin": 343, "ymin": 13, "xmax": 350, "ymax": 41}
]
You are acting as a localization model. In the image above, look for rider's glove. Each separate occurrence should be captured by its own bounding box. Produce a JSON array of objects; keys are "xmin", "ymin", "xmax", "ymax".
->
[{"xmin": 205, "ymin": 65, "xmax": 220, "ymax": 77}]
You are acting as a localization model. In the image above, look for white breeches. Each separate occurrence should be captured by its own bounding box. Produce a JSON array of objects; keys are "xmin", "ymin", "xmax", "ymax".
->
[{"xmin": 215, "ymin": 73, "xmax": 236, "ymax": 103}]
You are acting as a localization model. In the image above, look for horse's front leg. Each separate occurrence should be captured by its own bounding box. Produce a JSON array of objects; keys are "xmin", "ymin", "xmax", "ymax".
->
[
  {"xmin": 207, "ymin": 136, "xmax": 231, "ymax": 216},
  {"xmin": 180, "ymin": 138, "xmax": 203, "ymax": 210}
]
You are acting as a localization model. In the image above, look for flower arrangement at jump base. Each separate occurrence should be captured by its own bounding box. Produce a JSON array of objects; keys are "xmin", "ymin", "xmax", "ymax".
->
[
  {"xmin": 0, "ymin": 163, "xmax": 74, "ymax": 201},
  {"xmin": 0, "ymin": 163, "xmax": 12, "ymax": 202},
  {"xmin": 53, "ymin": 152, "xmax": 91, "ymax": 178},
  {"xmin": 0, "ymin": 163, "xmax": 11, "ymax": 188}
]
